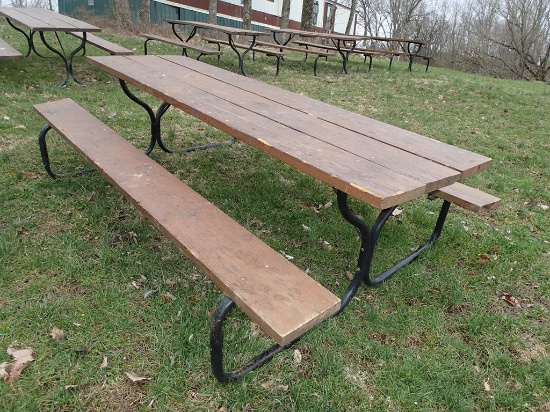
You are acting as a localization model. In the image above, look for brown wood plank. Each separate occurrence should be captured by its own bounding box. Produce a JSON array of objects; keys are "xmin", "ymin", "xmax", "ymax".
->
[
  {"xmin": 162, "ymin": 55, "xmax": 493, "ymax": 178},
  {"xmin": 1, "ymin": 7, "xmax": 99, "ymax": 32},
  {"xmin": 33, "ymin": 98, "xmax": 341, "ymax": 346},
  {"xmin": 431, "ymin": 182, "xmax": 500, "ymax": 213},
  {"xmin": 87, "ymin": 55, "xmax": 429, "ymax": 209},
  {"xmin": 70, "ymin": 32, "xmax": 133, "ymax": 55},
  {"xmin": 0, "ymin": 38, "xmax": 23, "ymax": 59},
  {"xmin": 154, "ymin": 54, "xmax": 459, "ymax": 192},
  {"xmin": 142, "ymin": 34, "xmax": 221, "ymax": 55}
]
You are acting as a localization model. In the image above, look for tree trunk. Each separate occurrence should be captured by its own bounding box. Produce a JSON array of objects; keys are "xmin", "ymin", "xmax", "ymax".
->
[
  {"xmin": 345, "ymin": 0, "xmax": 358, "ymax": 34},
  {"xmin": 208, "ymin": 0, "xmax": 217, "ymax": 25},
  {"xmin": 139, "ymin": 0, "xmax": 149, "ymax": 25},
  {"xmin": 242, "ymin": 0, "xmax": 252, "ymax": 30},
  {"xmin": 301, "ymin": 0, "xmax": 315, "ymax": 31},
  {"xmin": 281, "ymin": 0, "xmax": 291, "ymax": 29}
]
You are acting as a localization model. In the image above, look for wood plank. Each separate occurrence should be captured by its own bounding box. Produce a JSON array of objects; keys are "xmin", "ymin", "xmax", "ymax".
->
[
  {"xmin": 142, "ymin": 55, "xmax": 459, "ymax": 192},
  {"xmin": 431, "ymin": 182, "xmax": 500, "ymax": 213},
  {"xmin": 142, "ymin": 34, "xmax": 221, "ymax": 55},
  {"xmin": 70, "ymin": 32, "xmax": 133, "ymax": 55},
  {"xmin": 87, "ymin": 55, "xmax": 430, "ymax": 209},
  {"xmin": 161, "ymin": 55, "xmax": 493, "ymax": 178},
  {"xmin": 0, "ymin": 38, "xmax": 23, "ymax": 59},
  {"xmin": 0, "ymin": 7, "xmax": 99, "ymax": 32},
  {"xmin": 33, "ymin": 98, "xmax": 341, "ymax": 346}
]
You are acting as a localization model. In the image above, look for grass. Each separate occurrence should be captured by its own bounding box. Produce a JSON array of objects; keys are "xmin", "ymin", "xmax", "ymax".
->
[{"xmin": 1, "ymin": 25, "xmax": 549, "ymax": 411}]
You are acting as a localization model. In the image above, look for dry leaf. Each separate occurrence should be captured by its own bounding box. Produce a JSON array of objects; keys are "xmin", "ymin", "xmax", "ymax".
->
[
  {"xmin": 14, "ymin": 125, "xmax": 27, "ymax": 130},
  {"xmin": 1, "ymin": 347, "xmax": 35, "ymax": 382},
  {"xmin": 483, "ymin": 380, "xmax": 491, "ymax": 392},
  {"xmin": 538, "ymin": 204, "xmax": 549, "ymax": 211},
  {"xmin": 100, "ymin": 356, "xmax": 108, "ymax": 369},
  {"xmin": 23, "ymin": 171, "xmax": 39, "ymax": 179},
  {"xmin": 50, "ymin": 327, "xmax": 64, "ymax": 340},
  {"xmin": 65, "ymin": 384, "xmax": 78, "ymax": 391},
  {"xmin": 143, "ymin": 289, "xmax": 158, "ymax": 299},
  {"xmin": 159, "ymin": 292, "xmax": 176, "ymax": 303},
  {"xmin": 501, "ymin": 293, "xmax": 521, "ymax": 308},
  {"xmin": 125, "ymin": 371, "xmax": 151, "ymax": 383},
  {"xmin": 293, "ymin": 349, "xmax": 302, "ymax": 364},
  {"xmin": 392, "ymin": 208, "xmax": 403, "ymax": 216}
]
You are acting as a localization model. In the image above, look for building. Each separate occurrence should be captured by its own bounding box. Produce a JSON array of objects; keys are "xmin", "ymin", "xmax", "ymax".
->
[{"xmin": 59, "ymin": 0, "xmax": 356, "ymax": 34}]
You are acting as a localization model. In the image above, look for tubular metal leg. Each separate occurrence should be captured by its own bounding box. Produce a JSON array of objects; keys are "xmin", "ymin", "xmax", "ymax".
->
[
  {"xmin": 119, "ymin": 79, "xmax": 234, "ymax": 155},
  {"xmin": 336, "ymin": 190, "xmax": 451, "ymax": 287},
  {"xmin": 210, "ymin": 296, "xmax": 296, "ymax": 383},
  {"xmin": 38, "ymin": 124, "xmax": 94, "ymax": 178}
]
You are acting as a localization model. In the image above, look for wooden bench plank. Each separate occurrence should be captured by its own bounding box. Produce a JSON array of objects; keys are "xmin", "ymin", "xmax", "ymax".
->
[
  {"xmin": 253, "ymin": 40, "xmax": 333, "ymax": 57},
  {"xmin": 203, "ymin": 37, "xmax": 284, "ymax": 57},
  {"xmin": 430, "ymin": 182, "xmax": 500, "ymax": 213},
  {"xmin": 68, "ymin": 32, "xmax": 134, "ymax": 55},
  {"xmin": 33, "ymin": 98, "xmax": 341, "ymax": 346},
  {"xmin": 159, "ymin": 56, "xmax": 492, "ymax": 179},
  {"xmin": 141, "ymin": 33, "xmax": 221, "ymax": 57},
  {"xmin": 0, "ymin": 38, "xmax": 23, "ymax": 60}
]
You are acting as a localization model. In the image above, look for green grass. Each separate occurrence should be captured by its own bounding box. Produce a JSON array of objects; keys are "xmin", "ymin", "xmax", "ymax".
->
[{"xmin": 1, "ymin": 26, "xmax": 549, "ymax": 411}]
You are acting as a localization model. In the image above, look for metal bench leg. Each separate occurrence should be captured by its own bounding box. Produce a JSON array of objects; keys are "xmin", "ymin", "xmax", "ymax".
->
[
  {"xmin": 336, "ymin": 190, "xmax": 451, "ymax": 287},
  {"xmin": 39, "ymin": 124, "xmax": 94, "ymax": 178},
  {"xmin": 210, "ymin": 296, "xmax": 297, "ymax": 382},
  {"xmin": 119, "ymin": 79, "xmax": 235, "ymax": 155}
]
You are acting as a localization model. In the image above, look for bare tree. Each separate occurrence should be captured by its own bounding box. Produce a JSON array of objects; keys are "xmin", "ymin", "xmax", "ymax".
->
[
  {"xmin": 139, "ymin": 0, "xmax": 150, "ymax": 25},
  {"xmin": 301, "ymin": 0, "xmax": 315, "ymax": 31},
  {"xmin": 208, "ymin": 0, "xmax": 217, "ymax": 25},
  {"xmin": 242, "ymin": 0, "xmax": 252, "ymax": 30},
  {"xmin": 324, "ymin": 2, "xmax": 337, "ymax": 34},
  {"xmin": 281, "ymin": 0, "xmax": 292, "ymax": 29},
  {"xmin": 345, "ymin": 0, "xmax": 358, "ymax": 34}
]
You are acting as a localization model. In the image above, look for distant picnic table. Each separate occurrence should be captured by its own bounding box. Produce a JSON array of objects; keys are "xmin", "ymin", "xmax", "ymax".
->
[{"xmin": 0, "ymin": 7, "xmax": 100, "ymax": 85}]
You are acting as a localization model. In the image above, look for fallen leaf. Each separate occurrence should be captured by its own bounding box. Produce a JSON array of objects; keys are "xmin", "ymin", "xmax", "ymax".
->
[
  {"xmin": 1, "ymin": 347, "xmax": 35, "ymax": 382},
  {"xmin": 538, "ymin": 204, "xmax": 549, "ymax": 211},
  {"xmin": 483, "ymin": 380, "xmax": 491, "ymax": 392},
  {"xmin": 125, "ymin": 371, "xmax": 151, "ymax": 383},
  {"xmin": 293, "ymin": 349, "xmax": 302, "ymax": 364},
  {"xmin": 143, "ymin": 289, "xmax": 158, "ymax": 299},
  {"xmin": 159, "ymin": 292, "xmax": 176, "ymax": 303},
  {"xmin": 501, "ymin": 293, "xmax": 521, "ymax": 308},
  {"xmin": 50, "ymin": 327, "xmax": 64, "ymax": 340},
  {"xmin": 14, "ymin": 125, "xmax": 27, "ymax": 130},
  {"xmin": 392, "ymin": 208, "xmax": 403, "ymax": 216},
  {"xmin": 65, "ymin": 384, "xmax": 78, "ymax": 391},
  {"xmin": 100, "ymin": 355, "xmax": 108, "ymax": 369}
]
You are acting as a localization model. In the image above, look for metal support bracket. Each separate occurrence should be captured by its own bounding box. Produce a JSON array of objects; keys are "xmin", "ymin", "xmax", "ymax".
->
[
  {"xmin": 38, "ymin": 124, "xmax": 95, "ymax": 178},
  {"xmin": 119, "ymin": 79, "xmax": 235, "ymax": 155},
  {"xmin": 336, "ymin": 189, "xmax": 451, "ymax": 287}
]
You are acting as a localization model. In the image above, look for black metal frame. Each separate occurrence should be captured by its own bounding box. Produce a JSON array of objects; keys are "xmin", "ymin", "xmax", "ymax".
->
[
  {"xmin": 208, "ymin": 189, "xmax": 452, "ymax": 382},
  {"xmin": 119, "ymin": 79, "xmax": 235, "ymax": 155},
  {"xmin": 5, "ymin": 17, "xmax": 87, "ymax": 86}
]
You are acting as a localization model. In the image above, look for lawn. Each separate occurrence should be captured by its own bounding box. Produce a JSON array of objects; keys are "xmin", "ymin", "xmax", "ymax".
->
[{"xmin": 0, "ymin": 24, "xmax": 548, "ymax": 411}]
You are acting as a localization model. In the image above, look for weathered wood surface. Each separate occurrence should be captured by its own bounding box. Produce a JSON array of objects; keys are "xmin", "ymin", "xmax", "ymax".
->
[
  {"xmin": 88, "ymin": 55, "xmax": 493, "ymax": 209},
  {"xmin": 0, "ymin": 38, "xmax": 23, "ymax": 59},
  {"xmin": 33, "ymin": 98, "xmax": 341, "ymax": 346}
]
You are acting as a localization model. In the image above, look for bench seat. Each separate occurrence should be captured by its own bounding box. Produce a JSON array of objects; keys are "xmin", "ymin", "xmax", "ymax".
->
[
  {"xmin": 33, "ymin": 98, "xmax": 341, "ymax": 348},
  {"xmin": 141, "ymin": 33, "xmax": 221, "ymax": 60},
  {"xmin": 431, "ymin": 182, "xmax": 500, "ymax": 213},
  {"xmin": 203, "ymin": 37, "xmax": 284, "ymax": 74},
  {"xmin": 68, "ymin": 32, "xmax": 134, "ymax": 55},
  {"xmin": 0, "ymin": 38, "xmax": 23, "ymax": 60}
]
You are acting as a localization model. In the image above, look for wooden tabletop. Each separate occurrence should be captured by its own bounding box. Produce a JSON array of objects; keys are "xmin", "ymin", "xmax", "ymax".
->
[
  {"xmin": 164, "ymin": 19, "xmax": 267, "ymax": 37},
  {"xmin": 0, "ymin": 7, "xmax": 100, "ymax": 32},
  {"xmin": 87, "ymin": 55, "xmax": 491, "ymax": 209}
]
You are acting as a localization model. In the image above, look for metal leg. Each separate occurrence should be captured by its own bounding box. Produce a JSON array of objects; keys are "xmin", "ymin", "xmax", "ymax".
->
[
  {"xmin": 38, "ymin": 31, "xmax": 86, "ymax": 86},
  {"xmin": 5, "ymin": 18, "xmax": 31, "ymax": 57},
  {"xmin": 336, "ymin": 190, "xmax": 451, "ymax": 287},
  {"xmin": 119, "ymin": 79, "xmax": 235, "ymax": 155},
  {"xmin": 38, "ymin": 124, "xmax": 94, "ymax": 178},
  {"xmin": 210, "ymin": 296, "xmax": 297, "ymax": 382}
]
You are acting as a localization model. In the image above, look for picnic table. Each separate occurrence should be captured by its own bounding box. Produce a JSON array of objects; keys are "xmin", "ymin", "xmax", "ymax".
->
[
  {"xmin": 36, "ymin": 54, "xmax": 498, "ymax": 380},
  {"xmin": 162, "ymin": 19, "xmax": 268, "ymax": 76},
  {"xmin": 0, "ymin": 7, "xmax": 100, "ymax": 85}
]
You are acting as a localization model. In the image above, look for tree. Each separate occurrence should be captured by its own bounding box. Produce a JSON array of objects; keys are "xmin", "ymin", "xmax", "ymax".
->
[
  {"xmin": 208, "ymin": 0, "xmax": 217, "ymax": 25},
  {"xmin": 301, "ymin": 0, "xmax": 315, "ymax": 31},
  {"xmin": 242, "ymin": 0, "xmax": 252, "ymax": 30},
  {"xmin": 345, "ymin": 0, "xmax": 358, "ymax": 34},
  {"xmin": 281, "ymin": 0, "xmax": 292, "ymax": 29}
]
